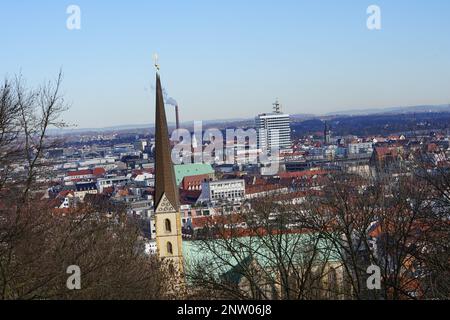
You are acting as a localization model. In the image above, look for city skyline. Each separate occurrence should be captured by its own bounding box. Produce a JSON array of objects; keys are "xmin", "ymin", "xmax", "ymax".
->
[
  {"xmin": 1, "ymin": 0, "xmax": 450, "ymax": 129},
  {"xmin": 1, "ymin": 0, "xmax": 449, "ymax": 304}
]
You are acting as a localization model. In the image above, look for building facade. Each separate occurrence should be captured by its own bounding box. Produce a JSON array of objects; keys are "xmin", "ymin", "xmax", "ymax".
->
[
  {"xmin": 197, "ymin": 179, "xmax": 246, "ymax": 204},
  {"xmin": 256, "ymin": 106, "xmax": 292, "ymax": 152}
]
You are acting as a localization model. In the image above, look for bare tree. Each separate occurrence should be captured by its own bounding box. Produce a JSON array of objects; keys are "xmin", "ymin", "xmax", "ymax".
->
[
  {"xmin": 411, "ymin": 152, "xmax": 450, "ymax": 299},
  {"xmin": 0, "ymin": 73, "xmax": 174, "ymax": 300},
  {"xmin": 186, "ymin": 167, "xmax": 449, "ymax": 300},
  {"xmin": 185, "ymin": 196, "xmax": 341, "ymax": 300},
  {"xmin": 299, "ymin": 169, "xmax": 448, "ymax": 300}
]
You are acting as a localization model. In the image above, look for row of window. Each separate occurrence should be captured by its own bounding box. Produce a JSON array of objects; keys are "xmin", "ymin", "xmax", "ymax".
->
[{"xmin": 211, "ymin": 191, "xmax": 244, "ymax": 199}]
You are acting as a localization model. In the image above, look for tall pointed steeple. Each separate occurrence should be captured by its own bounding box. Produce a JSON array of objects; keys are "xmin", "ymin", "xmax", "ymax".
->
[
  {"xmin": 154, "ymin": 72, "xmax": 180, "ymax": 211},
  {"xmin": 153, "ymin": 71, "xmax": 184, "ymax": 274}
]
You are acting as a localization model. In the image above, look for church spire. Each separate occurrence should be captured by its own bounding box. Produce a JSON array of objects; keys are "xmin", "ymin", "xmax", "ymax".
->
[
  {"xmin": 153, "ymin": 70, "xmax": 184, "ymax": 276},
  {"xmin": 154, "ymin": 72, "xmax": 180, "ymax": 211}
]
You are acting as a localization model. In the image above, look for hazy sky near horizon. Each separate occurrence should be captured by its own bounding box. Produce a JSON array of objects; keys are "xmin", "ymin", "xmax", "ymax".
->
[{"xmin": 1, "ymin": 0, "xmax": 450, "ymax": 128}]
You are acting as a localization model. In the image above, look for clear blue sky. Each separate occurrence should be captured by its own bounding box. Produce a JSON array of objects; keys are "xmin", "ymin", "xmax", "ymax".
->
[{"xmin": 1, "ymin": 0, "xmax": 449, "ymax": 128}]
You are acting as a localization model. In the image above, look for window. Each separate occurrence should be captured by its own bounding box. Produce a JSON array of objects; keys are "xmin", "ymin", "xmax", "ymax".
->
[
  {"xmin": 165, "ymin": 219, "xmax": 172, "ymax": 233},
  {"xmin": 167, "ymin": 242, "xmax": 173, "ymax": 255}
]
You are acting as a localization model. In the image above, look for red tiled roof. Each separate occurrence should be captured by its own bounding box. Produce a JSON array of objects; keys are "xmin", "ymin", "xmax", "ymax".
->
[
  {"xmin": 182, "ymin": 174, "xmax": 210, "ymax": 190},
  {"xmin": 191, "ymin": 214, "xmax": 315, "ymax": 239},
  {"xmin": 132, "ymin": 168, "xmax": 154, "ymax": 176},
  {"xmin": 57, "ymin": 190, "xmax": 74, "ymax": 198},
  {"xmin": 191, "ymin": 214, "xmax": 245, "ymax": 230},
  {"xmin": 92, "ymin": 167, "xmax": 106, "ymax": 176},
  {"xmin": 278, "ymin": 170, "xmax": 330, "ymax": 179},
  {"xmin": 67, "ymin": 169, "xmax": 92, "ymax": 177},
  {"xmin": 374, "ymin": 146, "xmax": 399, "ymax": 158},
  {"xmin": 180, "ymin": 190, "xmax": 202, "ymax": 204},
  {"xmin": 246, "ymin": 183, "xmax": 285, "ymax": 195},
  {"xmin": 427, "ymin": 143, "xmax": 440, "ymax": 153},
  {"xmin": 52, "ymin": 208, "xmax": 72, "ymax": 214},
  {"xmin": 102, "ymin": 187, "xmax": 114, "ymax": 195}
]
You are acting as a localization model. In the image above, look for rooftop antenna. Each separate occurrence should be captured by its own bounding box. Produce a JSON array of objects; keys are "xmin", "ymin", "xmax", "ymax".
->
[
  {"xmin": 273, "ymin": 98, "xmax": 282, "ymax": 114},
  {"xmin": 153, "ymin": 53, "xmax": 160, "ymax": 72}
]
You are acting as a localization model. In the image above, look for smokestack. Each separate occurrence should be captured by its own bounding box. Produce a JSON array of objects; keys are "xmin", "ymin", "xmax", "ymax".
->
[{"xmin": 175, "ymin": 105, "xmax": 180, "ymax": 130}]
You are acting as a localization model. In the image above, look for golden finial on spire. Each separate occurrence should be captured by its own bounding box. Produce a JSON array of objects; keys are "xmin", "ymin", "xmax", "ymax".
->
[{"xmin": 153, "ymin": 53, "xmax": 160, "ymax": 72}]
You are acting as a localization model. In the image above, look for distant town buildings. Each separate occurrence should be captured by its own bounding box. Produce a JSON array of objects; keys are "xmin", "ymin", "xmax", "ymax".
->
[
  {"xmin": 38, "ymin": 94, "xmax": 450, "ymax": 301},
  {"xmin": 42, "ymin": 117, "xmax": 450, "ymax": 239}
]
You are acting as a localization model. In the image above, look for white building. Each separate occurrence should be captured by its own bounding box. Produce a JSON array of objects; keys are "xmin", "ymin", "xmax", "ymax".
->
[
  {"xmin": 134, "ymin": 139, "xmax": 148, "ymax": 152},
  {"xmin": 96, "ymin": 176, "xmax": 130, "ymax": 193},
  {"xmin": 129, "ymin": 200, "xmax": 154, "ymax": 219},
  {"xmin": 134, "ymin": 172, "xmax": 155, "ymax": 187},
  {"xmin": 348, "ymin": 142, "xmax": 374, "ymax": 155},
  {"xmin": 256, "ymin": 101, "xmax": 291, "ymax": 152},
  {"xmin": 197, "ymin": 179, "xmax": 246, "ymax": 204}
]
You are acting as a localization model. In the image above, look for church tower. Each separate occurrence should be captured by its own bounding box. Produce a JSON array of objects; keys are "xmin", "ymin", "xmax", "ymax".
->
[
  {"xmin": 153, "ymin": 71, "xmax": 184, "ymax": 274},
  {"xmin": 324, "ymin": 121, "xmax": 331, "ymax": 145}
]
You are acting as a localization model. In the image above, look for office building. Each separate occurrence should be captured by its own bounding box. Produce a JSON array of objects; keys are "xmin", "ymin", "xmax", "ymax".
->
[{"xmin": 256, "ymin": 100, "xmax": 292, "ymax": 152}]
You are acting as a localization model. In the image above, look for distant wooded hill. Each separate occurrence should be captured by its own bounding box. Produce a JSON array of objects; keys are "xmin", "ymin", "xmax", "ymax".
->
[{"xmin": 291, "ymin": 112, "xmax": 450, "ymax": 137}]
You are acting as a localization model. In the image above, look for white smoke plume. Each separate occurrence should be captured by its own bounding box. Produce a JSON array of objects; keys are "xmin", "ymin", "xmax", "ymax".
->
[
  {"xmin": 162, "ymin": 88, "xmax": 178, "ymax": 107},
  {"xmin": 149, "ymin": 85, "xmax": 178, "ymax": 107}
]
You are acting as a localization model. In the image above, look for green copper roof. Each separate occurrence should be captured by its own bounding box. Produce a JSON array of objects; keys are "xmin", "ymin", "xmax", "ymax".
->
[
  {"xmin": 182, "ymin": 233, "xmax": 342, "ymax": 284},
  {"xmin": 174, "ymin": 164, "xmax": 214, "ymax": 186}
]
